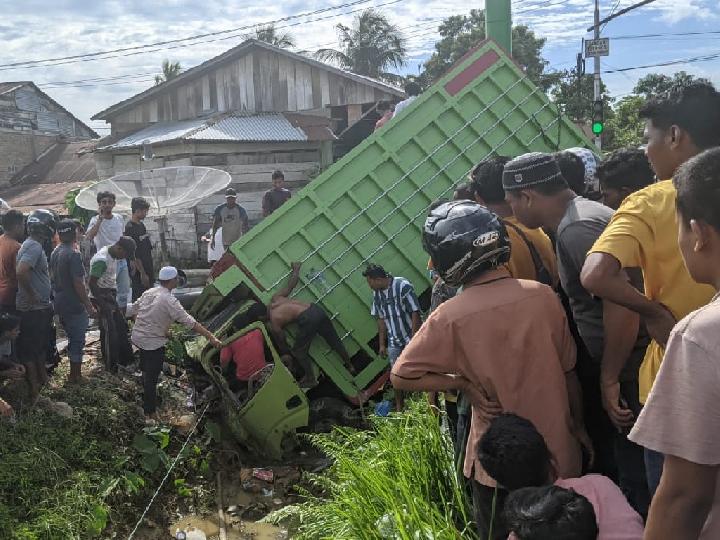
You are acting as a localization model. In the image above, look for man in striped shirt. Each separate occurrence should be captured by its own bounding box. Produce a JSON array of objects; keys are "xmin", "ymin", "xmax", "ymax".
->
[{"xmin": 364, "ymin": 263, "xmax": 421, "ymax": 410}]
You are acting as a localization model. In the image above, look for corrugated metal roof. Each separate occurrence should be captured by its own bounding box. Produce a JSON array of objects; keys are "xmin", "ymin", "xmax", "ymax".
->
[
  {"xmin": 11, "ymin": 141, "xmax": 98, "ymax": 185},
  {"xmin": 188, "ymin": 114, "xmax": 306, "ymax": 142},
  {"xmin": 100, "ymin": 117, "xmax": 207, "ymax": 149},
  {"xmin": 99, "ymin": 112, "xmax": 335, "ymax": 150},
  {"xmin": 0, "ymin": 181, "xmax": 87, "ymax": 214}
]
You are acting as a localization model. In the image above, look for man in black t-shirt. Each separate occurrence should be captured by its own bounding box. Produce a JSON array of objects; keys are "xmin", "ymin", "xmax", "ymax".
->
[
  {"xmin": 262, "ymin": 170, "xmax": 291, "ymax": 217},
  {"xmin": 125, "ymin": 197, "xmax": 154, "ymax": 301}
]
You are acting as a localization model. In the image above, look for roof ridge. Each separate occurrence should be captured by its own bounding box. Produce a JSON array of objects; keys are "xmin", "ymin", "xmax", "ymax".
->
[{"xmin": 91, "ymin": 39, "xmax": 404, "ymax": 121}]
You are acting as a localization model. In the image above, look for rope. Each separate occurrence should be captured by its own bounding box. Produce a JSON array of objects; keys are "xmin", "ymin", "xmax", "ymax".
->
[
  {"xmin": 127, "ymin": 402, "xmax": 211, "ymax": 540},
  {"xmin": 316, "ymin": 102, "xmax": 563, "ymax": 304},
  {"xmin": 299, "ymin": 91, "xmax": 558, "ymax": 302},
  {"xmin": 267, "ymin": 75, "xmax": 536, "ymax": 290}
]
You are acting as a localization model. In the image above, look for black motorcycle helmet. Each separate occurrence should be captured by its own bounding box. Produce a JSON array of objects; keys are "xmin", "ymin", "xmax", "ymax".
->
[
  {"xmin": 423, "ymin": 200, "xmax": 511, "ymax": 287},
  {"xmin": 26, "ymin": 209, "xmax": 58, "ymax": 239}
]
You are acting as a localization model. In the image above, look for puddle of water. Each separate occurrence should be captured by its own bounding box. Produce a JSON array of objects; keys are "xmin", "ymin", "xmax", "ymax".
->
[
  {"xmin": 231, "ymin": 521, "xmax": 285, "ymax": 540},
  {"xmin": 169, "ymin": 516, "xmax": 219, "ymax": 537},
  {"xmin": 169, "ymin": 515, "xmax": 285, "ymax": 540}
]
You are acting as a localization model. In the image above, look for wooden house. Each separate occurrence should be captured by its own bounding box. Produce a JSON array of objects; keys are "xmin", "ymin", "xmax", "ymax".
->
[
  {"xmin": 91, "ymin": 39, "xmax": 404, "ymax": 264},
  {"xmin": 0, "ymin": 82, "xmax": 97, "ymax": 185}
]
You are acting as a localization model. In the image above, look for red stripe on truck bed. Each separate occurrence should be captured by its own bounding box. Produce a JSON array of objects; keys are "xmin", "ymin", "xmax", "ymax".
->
[{"xmin": 444, "ymin": 50, "xmax": 500, "ymax": 97}]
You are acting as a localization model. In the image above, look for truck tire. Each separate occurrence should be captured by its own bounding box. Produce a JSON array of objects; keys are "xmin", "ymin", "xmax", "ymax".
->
[{"xmin": 308, "ymin": 397, "xmax": 361, "ymax": 433}]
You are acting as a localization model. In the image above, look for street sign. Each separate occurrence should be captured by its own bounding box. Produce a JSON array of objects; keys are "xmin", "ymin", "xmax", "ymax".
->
[{"xmin": 585, "ymin": 38, "xmax": 610, "ymax": 57}]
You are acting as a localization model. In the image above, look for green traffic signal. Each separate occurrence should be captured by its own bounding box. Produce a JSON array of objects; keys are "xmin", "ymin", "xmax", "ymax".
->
[{"xmin": 591, "ymin": 100, "xmax": 604, "ymax": 136}]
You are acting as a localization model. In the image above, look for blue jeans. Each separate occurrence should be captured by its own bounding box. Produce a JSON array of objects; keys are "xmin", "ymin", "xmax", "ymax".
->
[
  {"xmin": 644, "ymin": 448, "xmax": 664, "ymax": 498},
  {"xmin": 59, "ymin": 311, "xmax": 89, "ymax": 364},
  {"xmin": 116, "ymin": 259, "xmax": 130, "ymax": 309},
  {"xmin": 387, "ymin": 345, "xmax": 404, "ymax": 367}
]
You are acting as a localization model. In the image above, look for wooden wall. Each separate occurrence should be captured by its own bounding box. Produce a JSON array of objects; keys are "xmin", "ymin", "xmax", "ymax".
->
[
  {"xmin": 109, "ymin": 49, "xmax": 397, "ymax": 126},
  {"xmin": 94, "ymin": 140, "xmax": 331, "ymax": 265}
]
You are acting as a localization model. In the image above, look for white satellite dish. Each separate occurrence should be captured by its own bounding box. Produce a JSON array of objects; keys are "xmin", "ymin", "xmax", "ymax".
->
[{"xmin": 75, "ymin": 166, "xmax": 231, "ymax": 262}]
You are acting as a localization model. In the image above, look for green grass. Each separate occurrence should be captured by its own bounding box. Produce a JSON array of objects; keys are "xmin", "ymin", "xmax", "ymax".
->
[
  {"xmin": 266, "ymin": 400, "xmax": 476, "ymax": 539},
  {"xmin": 0, "ymin": 361, "xmax": 215, "ymax": 539}
]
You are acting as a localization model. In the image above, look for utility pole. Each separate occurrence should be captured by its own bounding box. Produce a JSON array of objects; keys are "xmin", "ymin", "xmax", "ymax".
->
[{"xmin": 593, "ymin": 0, "xmax": 601, "ymax": 150}]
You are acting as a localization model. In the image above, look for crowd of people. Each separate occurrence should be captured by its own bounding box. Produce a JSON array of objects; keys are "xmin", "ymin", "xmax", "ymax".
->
[
  {"xmin": 1, "ymin": 75, "xmax": 718, "ymax": 539},
  {"xmin": 0, "ymin": 167, "xmax": 295, "ymax": 422},
  {"xmin": 383, "ymin": 80, "xmax": 720, "ymax": 539}
]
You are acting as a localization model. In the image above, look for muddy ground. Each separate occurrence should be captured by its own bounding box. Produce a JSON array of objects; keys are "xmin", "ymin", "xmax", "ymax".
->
[{"xmin": 0, "ymin": 333, "xmax": 326, "ymax": 540}]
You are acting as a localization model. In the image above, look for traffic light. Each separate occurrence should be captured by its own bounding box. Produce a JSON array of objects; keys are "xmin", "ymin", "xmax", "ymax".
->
[{"xmin": 592, "ymin": 100, "xmax": 604, "ymax": 135}]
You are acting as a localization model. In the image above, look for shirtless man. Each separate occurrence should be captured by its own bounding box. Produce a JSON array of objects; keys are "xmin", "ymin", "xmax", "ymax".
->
[{"xmin": 242, "ymin": 262, "xmax": 353, "ymax": 387}]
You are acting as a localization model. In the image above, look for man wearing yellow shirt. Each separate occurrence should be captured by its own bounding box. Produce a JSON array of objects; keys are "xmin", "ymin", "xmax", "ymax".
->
[
  {"xmin": 581, "ymin": 81, "xmax": 720, "ymax": 496},
  {"xmin": 470, "ymin": 157, "xmax": 558, "ymax": 286}
]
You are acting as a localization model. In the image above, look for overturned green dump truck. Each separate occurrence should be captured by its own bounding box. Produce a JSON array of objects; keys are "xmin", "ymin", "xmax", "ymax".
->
[{"xmin": 189, "ymin": 40, "xmax": 592, "ymax": 459}]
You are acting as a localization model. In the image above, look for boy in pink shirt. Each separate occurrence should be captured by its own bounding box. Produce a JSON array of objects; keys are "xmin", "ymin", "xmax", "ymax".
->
[{"xmin": 479, "ymin": 414, "xmax": 644, "ymax": 539}]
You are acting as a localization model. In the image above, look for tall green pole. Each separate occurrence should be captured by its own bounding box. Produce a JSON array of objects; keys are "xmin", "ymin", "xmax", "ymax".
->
[{"xmin": 485, "ymin": 0, "xmax": 512, "ymax": 55}]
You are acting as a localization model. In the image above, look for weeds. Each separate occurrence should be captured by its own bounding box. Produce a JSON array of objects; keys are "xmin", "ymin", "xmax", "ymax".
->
[
  {"xmin": 266, "ymin": 400, "xmax": 476, "ymax": 539},
  {"xmin": 0, "ymin": 361, "xmax": 216, "ymax": 539}
]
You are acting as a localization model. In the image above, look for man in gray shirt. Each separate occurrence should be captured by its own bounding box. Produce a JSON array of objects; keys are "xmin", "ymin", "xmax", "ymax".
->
[
  {"xmin": 16, "ymin": 209, "xmax": 57, "ymax": 403},
  {"xmin": 504, "ymin": 152, "xmax": 650, "ymax": 517},
  {"xmin": 211, "ymin": 188, "xmax": 249, "ymax": 252}
]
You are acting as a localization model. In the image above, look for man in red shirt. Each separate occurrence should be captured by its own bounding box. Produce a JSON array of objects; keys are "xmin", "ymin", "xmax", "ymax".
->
[
  {"xmin": 220, "ymin": 328, "xmax": 267, "ymax": 385},
  {"xmin": 0, "ymin": 210, "xmax": 25, "ymax": 312}
]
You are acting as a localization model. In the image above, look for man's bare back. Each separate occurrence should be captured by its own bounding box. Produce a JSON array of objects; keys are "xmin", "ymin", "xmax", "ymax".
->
[{"xmin": 269, "ymin": 296, "xmax": 311, "ymax": 329}]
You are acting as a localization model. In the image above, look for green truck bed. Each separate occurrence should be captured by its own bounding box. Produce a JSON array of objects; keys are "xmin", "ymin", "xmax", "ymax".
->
[{"xmin": 191, "ymin": 40, "xmax": 591, "ymax": 454}]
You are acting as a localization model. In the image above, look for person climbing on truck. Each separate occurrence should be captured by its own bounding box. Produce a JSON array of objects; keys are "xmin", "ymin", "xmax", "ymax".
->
[{"xmin": 242, "ymin": 261, "xmax": 354, "ymax": 388}]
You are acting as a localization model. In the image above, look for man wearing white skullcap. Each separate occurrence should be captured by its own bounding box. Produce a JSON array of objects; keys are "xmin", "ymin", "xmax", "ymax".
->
[{"xmin": 127, "ymin": 266, "xmax": 222, "ymax": 423}]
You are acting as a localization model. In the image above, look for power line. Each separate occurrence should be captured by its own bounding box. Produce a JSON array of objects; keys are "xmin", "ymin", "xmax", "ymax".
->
[
  {"xmin": 608, "ymin": 29, "xmax": 720, "ymax": 40},
  {"xmin": 587, "ymin": 0, "xmax": 658, "ymax": 32},
  {"xmin": 37, "ymin": 21, "xmax": 443, "ymax": 90},
  {"xmin": 516, "ymin": 0, "xmax": 573, "ymax": 14},
  {"xmin": 603, "ymin": 50, "xmax": 720, "ymax": 73},
  {"xmin": 600, "ymin": 0, "xmax": 622, "ymax": 31},
  {"xmin": 0, "ymin": 0, "xmax": 403, "ymax": 72},
  {"xmin": 0, "ymin": 0, "xmax": 376, "ymax": 70}
]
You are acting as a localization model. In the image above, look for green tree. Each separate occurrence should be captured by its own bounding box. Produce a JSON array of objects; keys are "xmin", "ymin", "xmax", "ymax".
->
[
  {"xmin": 605, "ymin": 95, "xmax": 645, "ymax": 151},
  {"xmin": 154, "ymin": 59, "xmax": 182, "ymax": 85},
  {"xmin": 420, "ymin": 9, "xmax": 554, "ymax": 89},
  {"xmin": 550, "ymin": 70, "xmax": 612, "ymax": 123},
  {"xmin": 315, "ymin": 9, "xmax": 406, "ymax": 82},
  {"xmin": 250, "ymin": 24, "xmax": 296, "ymax": 48},
  {"xmin": 633, "ymin": 71, "xmax": 710, "ymax": 98}
]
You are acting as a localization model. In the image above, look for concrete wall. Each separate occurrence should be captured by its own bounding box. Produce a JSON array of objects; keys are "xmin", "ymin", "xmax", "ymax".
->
[
  {"xmin": 93, "ymin": 140, "xmax": 332, "ymax": 267},
  {"xmin": 0, "ymin": 130, "xmax": 58, "ymax": 185}
]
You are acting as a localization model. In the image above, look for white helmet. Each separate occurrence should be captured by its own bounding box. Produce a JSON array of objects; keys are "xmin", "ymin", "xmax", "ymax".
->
[{"xmin": 565, "ymin": 147, "xmax": 600, "ymax": 196}]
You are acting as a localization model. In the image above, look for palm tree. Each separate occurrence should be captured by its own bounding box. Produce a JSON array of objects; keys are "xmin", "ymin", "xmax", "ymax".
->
[
  {"xmin": 315, "ymin": 9, "xmax": 406, "ymax": 82},
  {"xmin": 251, "ymin": 25, "xmax": 296, "ymax": 48},
  {"xmin": 155, "ymin": 59, "xmax": 182, "ymax": 85}
]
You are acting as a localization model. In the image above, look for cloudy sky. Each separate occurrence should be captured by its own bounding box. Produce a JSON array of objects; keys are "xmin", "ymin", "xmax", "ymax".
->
[{"xmin": 1, "ymin": 0, "xmax": 717, "ymax": 135}]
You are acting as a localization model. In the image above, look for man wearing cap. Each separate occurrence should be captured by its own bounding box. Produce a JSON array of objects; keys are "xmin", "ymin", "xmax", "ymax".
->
[
  {"xmin": 89, "ymin": 236, "xmax": 136, "ymax": 373},
  {"xmin": 503, "ymin": 152, "xmax": 651, "ymax": 516},
  {"xmin": 127, "ymin": 266, "xmax": 222, "ymax": 422},
  {"xmin": 211, "ymin": 188, "xmax": 249, "ymax": 252},
  {"xmin": 50, "ymin": 220, "xmax": 97, "ymax": 385}
]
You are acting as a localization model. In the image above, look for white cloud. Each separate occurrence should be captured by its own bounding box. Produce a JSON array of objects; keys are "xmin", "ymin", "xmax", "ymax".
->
[
  {"xmin": 651, "ymin": 0, "xmax": 717, "ymax": 24},
  {"xmin": 0, "ymin": 0, "xmax": 716, "ymax": 128}
]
